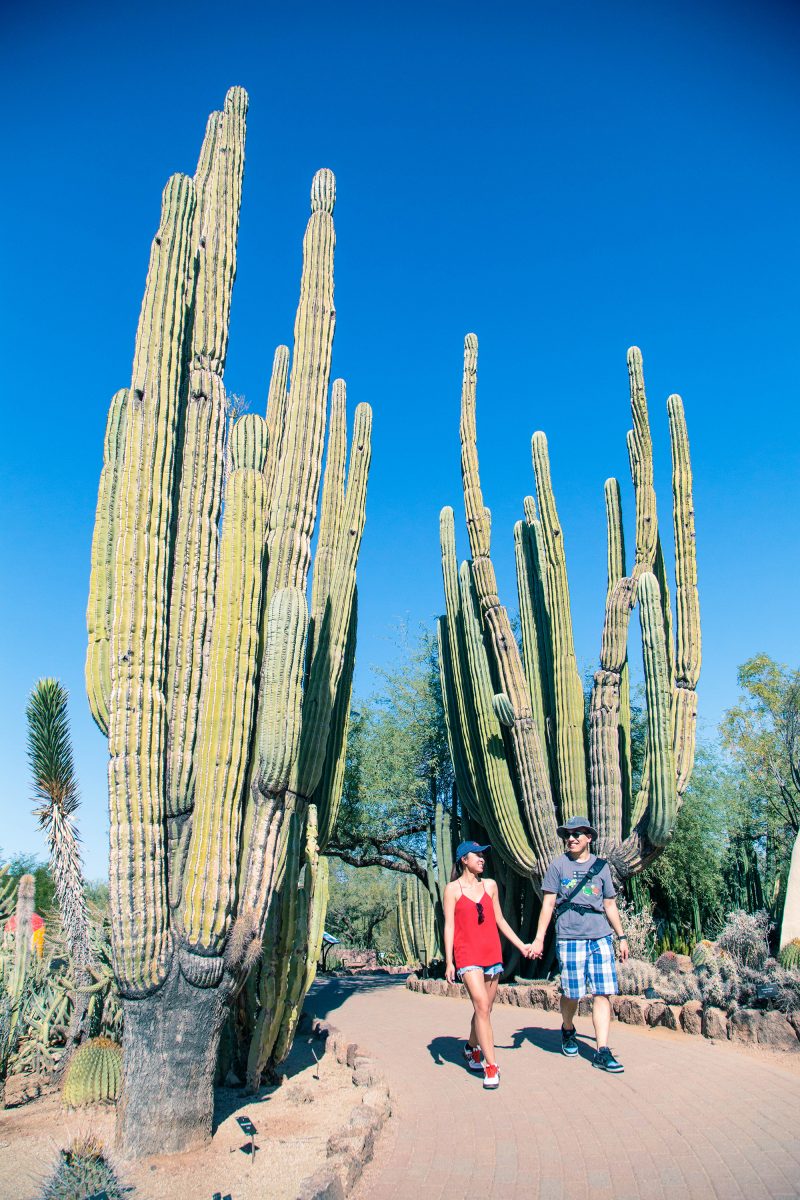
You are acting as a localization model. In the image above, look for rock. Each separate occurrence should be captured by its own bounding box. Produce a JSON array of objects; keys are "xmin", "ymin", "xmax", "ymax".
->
[
  {"xmin": 646, "ymin": 1000, "xmax": 667, "ymax": 1026},
  {"xmin": 296, "ymin": 1166, "xmax": 346, "ymax": 1200},
  {"xmin": 577, "ymin": 996, "xmax": 592, "ymax": 1016},
  {"xmin": 406, "ymin": 976, "xmax": 421, "ymax": 992},
  {"xmin": 545, "ymin": 987, "xmax": 562, "ymax": 1012},
  {"xmin": 728, "ymin": 1009, "xmax": 759, "ymax": 1044},
  {"xmin": 618, "ymin": 997, "xmax": 649, "ymax": 1026},
  {"xmin": 286, "ymin": 1083, "xmax": 315, "ymax": 1105},
  {"xmin": 661, "ymin": 1005, "xmax": 683, "ymax": 1032},
  {"xmin": 446, "ymin": 982, "xmax": 464, "ymax": 999},
  {"xmin": 787, "ymin": 1012, "xmax": 800, "ymax": 1041},
  {"xmin": 680, "ymin": 1000, "xmax": 703, "ymax": 1035},
  {"xmin": 528, "ymin": 985, "xmax": 549, "ymax": 1009},
  {"xmin": 756, "ymin": 1011, "xmax": 800, "ymax": 1050},
  {"xmin": 361, "ymin": 1087, "xmax": 391, "ymax": 1118},
  {"xmin": 496, "ymin": 984, "xmax": 512, "ymax": 1004},
  {"xmin": 345, "ymin": 1043, "xmax": 361, "ymax": 1069},
  {"xmin": 701, "ymin": 1007, "xmax": 728, "ymax": 1040}
]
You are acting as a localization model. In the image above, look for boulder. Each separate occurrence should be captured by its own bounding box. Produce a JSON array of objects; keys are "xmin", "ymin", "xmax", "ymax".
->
[
  {"xmin": 701, "ymin": 1007, "xmax": 728, "ymax": 1040},
  {"xmin": 728, "ymin": 1009, "xmax": 759, "ymax": 1044},
  {"xmin": 756, "ymin": 1011, "xmax": 799, "ymax": 1051},
  {"xmin": 661, "ymin": 1005, "xmax": 683, "ymax": 1032},
  {"xmin": 496, "ymin": 985, "xmax": 512, "ymax": 1004},
  {"xmin": 646, "ymin": 1000, "xmax": 667, "ymax": 1026},
  {"xmin": 787, "ymin": 1012, "xmax": 800, "ymax": 1041},
  {"xmin": 680, "ymin": 1000, "xmax": 703, "ymax": 1035},
  {"xmin": 528, "ymin": 985, "xmax": 550, "ymax": 1010},
  {"xmin": 617, "ymin": 997, "xmax": 649, "ymax": 1026}
]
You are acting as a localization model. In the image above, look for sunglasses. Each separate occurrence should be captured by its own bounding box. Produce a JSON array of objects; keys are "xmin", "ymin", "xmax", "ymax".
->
[
  {"xmin": 476, "ymin": 901, "xmax": 485, "ymax": 925},
  {"xmin": 564, "ymin": 831, "xmax": 590, "ymax": 840}
]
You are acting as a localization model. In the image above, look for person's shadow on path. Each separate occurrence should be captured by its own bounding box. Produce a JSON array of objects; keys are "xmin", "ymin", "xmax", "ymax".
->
[
  {"xmin": 427, "ymin": 1035, "xmax": 470, "ymax": 1067},
  {"xmin": 505, "ymin": 1024, "xmax": 597, "ymax": 1062}
]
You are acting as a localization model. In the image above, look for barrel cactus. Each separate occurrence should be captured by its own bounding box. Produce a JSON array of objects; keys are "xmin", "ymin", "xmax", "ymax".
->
[
  {"xmin": 39, "ymin": 1136, "xmax": 124, "ymax": 1200},
  {"xmin": 779, "ymin": 939, "xmax": 800, "ymax": 971},
  {"xmin": 438, "ymin": 338, "xmax": 700, "ymax": 888},
  {"xmin": 84, "ymin": 89, "xmax": 371, "ymax": 1155},
  {"xmin": 61, "ymin": 1036, "xmax": 121, "ymax": 1108}
]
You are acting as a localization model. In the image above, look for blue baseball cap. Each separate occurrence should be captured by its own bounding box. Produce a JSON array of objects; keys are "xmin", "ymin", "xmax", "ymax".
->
[{"xmin": 455, "ymin": 841, "xmax": 491, "ymax": 861}]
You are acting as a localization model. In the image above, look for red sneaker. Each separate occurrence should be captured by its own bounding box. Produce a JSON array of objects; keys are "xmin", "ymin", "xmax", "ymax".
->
[
  {"xmin": 464, "ymin": 1044, "xmax": 484, "ymax": 1072},
  {"xmin": 483, "ymin": 1063, "xmax": 500, "ymax": 1089}
]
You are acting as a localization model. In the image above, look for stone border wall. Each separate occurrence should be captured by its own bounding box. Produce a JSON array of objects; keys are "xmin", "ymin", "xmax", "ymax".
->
[
  {"xmin": 406, "ymin": 975, "xmax": 800, "ymax": 1051},
  {"xmin": 296, "ymin": 1017, "xmax": 392, "ymax": 1200}
]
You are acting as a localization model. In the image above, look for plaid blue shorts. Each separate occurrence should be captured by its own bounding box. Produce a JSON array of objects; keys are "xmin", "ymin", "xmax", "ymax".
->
[{"xmin": 556, "ymin": 935, "xmax": 618, "ymax": 999}]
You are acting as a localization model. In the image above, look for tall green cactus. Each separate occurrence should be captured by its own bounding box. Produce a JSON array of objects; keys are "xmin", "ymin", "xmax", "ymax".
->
[
  {"xmin": 396, "ymin": 874, "xmax": 438, "ymax": 966},
  {"xmin": 439, "ymin": 338, "xmax": 700, "ymax": 886},
  {"xmin": 84, "ymin": 90, "xmax": 371, "ymax": 1156}
]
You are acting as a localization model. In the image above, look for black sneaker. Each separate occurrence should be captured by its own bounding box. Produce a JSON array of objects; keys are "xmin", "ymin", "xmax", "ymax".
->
[
  {"xmin": 561, "ymin": 1026, "xmax": 579, "ymax": 1057},
  {"xmin": 592, "ymin": 1046, "xmax": 624, "ymax": 1073}
]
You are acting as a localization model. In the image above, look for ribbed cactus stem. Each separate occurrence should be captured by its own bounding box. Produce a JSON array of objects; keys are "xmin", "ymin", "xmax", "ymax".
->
[
  {"xmin": 108, "ymin": 173, "xmax": 196, "ymax": 997},
  {"xmin": 265, "ymin": 169, "xmax": 336, "ymax": 600},
  {"xmin": 263, "ymin": 345, "xmax": 290, "ymax": 503},
  {"xmin": 458, "ymin": 335, "xmax": 557, "ymax": 867},
  {"xmin": 668, "ymin": 392, "xmax": 700, "ymax": 794},
  {"xmin": 315, "ymin": 596, "xmax": 358, "ymax": 850},
  {"xmin": 603, "ymin": 479, "xmax": 633, "ymax": 833},
  {"xmin": 637, "ymin": 573, "xmax": 676, "ymax": 846},
  {"xmin": 181, "ymin": 415, "xmax": 269, "ymax": 956},
  {"xmin": 166, "ymin": 91, "xmax": 247, "ymax": 823},
  {"xmin": 514, "ymin": 519, "xmax": 548, "ymax": 754},
  {"xmin": 85, "ymin": 389, "xmax": 128, "ymax": 734},
  {"xmin": 626, "ymin": 346, "xmax": 657, "ymax": 572},
  {"xmin": 531, "ymin": 431, "xmax": 588, "ymax": 819},
  {"xmin": 9, "ymin": 875, "xmax": 35, "ymax": 1004}
]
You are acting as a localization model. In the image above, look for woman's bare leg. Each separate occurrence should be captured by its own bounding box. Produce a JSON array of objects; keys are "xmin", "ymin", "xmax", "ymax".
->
[
  {"xmin": 469, "ymin": 975, "xmax": 499, "ymax": 1047},
  {"xmin": 462, "ymin": 971, "xmax": 496, "ymax": 1065}
]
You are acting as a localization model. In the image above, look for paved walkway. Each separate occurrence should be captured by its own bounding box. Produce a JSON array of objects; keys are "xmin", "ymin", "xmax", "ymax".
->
[{"xmin": 306, "ymin": 973, "xmax": 800, "ymax": 1200}]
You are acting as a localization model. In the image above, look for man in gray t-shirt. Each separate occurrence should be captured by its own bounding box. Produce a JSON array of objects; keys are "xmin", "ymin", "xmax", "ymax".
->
[{"xmin": 532, "ymin": 816, "xmax": 629, "ymax": 1073}]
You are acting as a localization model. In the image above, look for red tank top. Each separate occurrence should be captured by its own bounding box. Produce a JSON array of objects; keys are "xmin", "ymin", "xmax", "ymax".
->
[{"xmin": 453, "ymin": 886, "xmax": 503, "ymax": 969}]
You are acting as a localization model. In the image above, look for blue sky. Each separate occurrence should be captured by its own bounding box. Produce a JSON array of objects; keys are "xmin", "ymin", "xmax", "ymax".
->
[{"xmin": 2, "ymin": 0, "xmax": 799, "ymax": 879}]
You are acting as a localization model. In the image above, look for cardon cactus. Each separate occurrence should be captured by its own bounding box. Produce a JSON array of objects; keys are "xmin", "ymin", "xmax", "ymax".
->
[
  {"xmin": 779, "ymin": 939, "xmax": 800, "ymax": 971},
  {"xmin": 39, "ymin": 1136, "xmax": 124, "ymax": 1200},
  {"xmin": 438, "ymin": 338, "xmax": 700, "ymax": 890},
  {"xmin": 84, "ymin": 90, "xmax": 371, "ymax": 1155},
  {"xmin": 61, "ymin": 1036, "xmax": 121, "ymax": 1108},
  {"xmin": 397, "ymin": 874, "xmax": 438, "ymax": 966}
]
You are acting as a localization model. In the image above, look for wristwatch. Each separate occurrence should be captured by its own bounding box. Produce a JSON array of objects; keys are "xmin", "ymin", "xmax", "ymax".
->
[{"xmin": 618, "ymin": 934, "xmax": 627, "ymax": 939}]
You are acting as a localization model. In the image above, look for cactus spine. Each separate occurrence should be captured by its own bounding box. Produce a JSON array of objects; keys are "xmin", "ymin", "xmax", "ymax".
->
[
  {"xmin": 439, "ymin": 338, "xmax": 700, "ymax": 888},
  {"xmin": 84, "ymin": 91, "xmax": 371, "ymax": 1155}
]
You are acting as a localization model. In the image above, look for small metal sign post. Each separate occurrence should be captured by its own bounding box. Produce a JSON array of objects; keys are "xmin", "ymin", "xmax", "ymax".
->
[{"xmin": 236, "ymin": 1114, "xmax": 258, "ymax": 1163}]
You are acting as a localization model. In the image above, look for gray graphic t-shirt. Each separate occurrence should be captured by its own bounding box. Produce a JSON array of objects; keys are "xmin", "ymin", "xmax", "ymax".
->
[{"xmin": 541, "ymin": 853, "xmax": 616, "ymax": 941}]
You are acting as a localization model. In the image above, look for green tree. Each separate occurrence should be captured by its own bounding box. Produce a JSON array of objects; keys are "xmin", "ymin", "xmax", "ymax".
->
[
  {"xmin": 325, "ymin": 863, "xmax": 400, "ymax": 956},
  {"xmin": 721, "ymin": 654, "xmax": 800, "ymax": 916},
  {"xmin": 329, "ymin": 625, "xmax": 454, "ymax": 879}
]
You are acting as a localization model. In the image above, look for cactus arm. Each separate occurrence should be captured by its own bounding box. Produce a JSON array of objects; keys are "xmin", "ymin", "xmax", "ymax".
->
[
  {"xmin": 309, "ymin": 377, "xmax": 348, "ymax": 655},
  {"xmin": 85, "ymin": 389, "xmax": 128, "ymax": 735},
  {"xmin": 255, "ymin": 588, "xmax": 309, "ymax": 798},
  {"xmin": 513, "ymin": 519, "xmax": 548, "ymax": 755},
  {"xmin": 166, "ymin": 89, "xmax": 248, "ymax": 824},
  {"xmin": 668, "ymin": 393, "xmax": 701, "ymax": 793},
  {"xmin": 458, "ymin": 335, "xmax": 558, "ymax": 866},
  {"xmin": 263, "ymin": 344, "xmax": 290, "ymax": 502},
  {"xmin": 626, "ymin": 347, "xmax": 658, "ymax": 572},
  {"xmin": 180, "ymin": 415, "xmax": 268, "ymax": 958},
  {"xmin": 530, "ymin": 431, "xmax": 588, "ymax": 819},
  {"xmin": 292, "ymin": 402, "xmax": 371, "ymax": 801},
  {"xmin": 265, "ymin": 169, "xmax": 336, "ymax": 600},
  {"xmin": 636, "ymin": 573, "xmax": 677, "ymax": 846},
  {"xmin": 604, "ymin": 479, "xmax": 633, "ymax": 833},
  {"xmin": 108, "ymin": 173, "xmax": 196, "ymax": 998},
  {"xmin": 315, "ymin": 594, "xmax": 358, "ymax": 851}
]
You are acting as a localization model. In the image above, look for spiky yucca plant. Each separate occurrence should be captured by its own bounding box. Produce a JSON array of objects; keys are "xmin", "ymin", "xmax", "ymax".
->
[{"xmin": 26, "ymin": 679, "xmax": 94, "ymax": 1053}]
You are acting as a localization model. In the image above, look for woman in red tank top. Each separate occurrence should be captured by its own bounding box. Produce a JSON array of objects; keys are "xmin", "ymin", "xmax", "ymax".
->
[{"xmin": 443, "ymin": 841, "xmax": 533, "ymax": 1089}]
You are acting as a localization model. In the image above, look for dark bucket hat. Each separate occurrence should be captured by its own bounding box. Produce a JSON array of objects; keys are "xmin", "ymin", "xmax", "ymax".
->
[
  {"xmin": 455, "ymin": 840, "xmax": 490, "ymax": 861},
  {"xmin": 556, "ymin": 815, "xmax": 598, "ymax": 840}
]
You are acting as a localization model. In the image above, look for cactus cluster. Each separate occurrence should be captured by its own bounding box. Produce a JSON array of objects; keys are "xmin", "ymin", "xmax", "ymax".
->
[
  {"xmin": 39, "ymin": 1136, "xmax": 125, "ymax": 1200},
  {"xmin": 779, "ymin": 939, "xmax": 800, "ymax": 970},
  {"xmin": 438, "ymin": 338, "xmax": 700, "ymax": 887},
  {"xmin": 397, "ymin": 875, "xmax": 438, "ymax": 966},
  {"xmin": 61, "ymin": 1036, "xmax": 121, "ymax": 1108},
  {"xmin": 83, "ymin": 89, "xmax": 371, "ymax": 1152}
]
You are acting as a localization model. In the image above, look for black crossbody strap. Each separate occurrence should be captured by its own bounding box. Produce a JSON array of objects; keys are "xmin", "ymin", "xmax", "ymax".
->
[{"xmin": 555, "ymin": 858, "xmax": 606, "ymax": 917}]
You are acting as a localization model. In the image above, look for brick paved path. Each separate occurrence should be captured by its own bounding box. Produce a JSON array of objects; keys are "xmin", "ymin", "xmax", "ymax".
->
[{"xmin": 306, "ymin": 973, "xmax": 800, "ymax": 1200}]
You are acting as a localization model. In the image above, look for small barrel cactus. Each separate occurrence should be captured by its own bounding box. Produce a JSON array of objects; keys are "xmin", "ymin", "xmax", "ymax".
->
[
  {"xmin": 655, "ymin": 950, "xmax": 680, "ymax": 975},
  {"xmin": 691, "ymin": 939, "xmax": 716, "ymax": 968},
  {"xmin": 779, "ymin": 939, "xmax": 800, "ymax": 971},
  {"xmin": 616, "ymin": 957, "xmax": 660, "ymax": 996},
  {"xmin": 39, "ymin": 1135, "xmax": 125, "ymax": 1200},
  {"xmin": 61, "ymin": 1036, "xmax": 121, "ymax": 1108}
]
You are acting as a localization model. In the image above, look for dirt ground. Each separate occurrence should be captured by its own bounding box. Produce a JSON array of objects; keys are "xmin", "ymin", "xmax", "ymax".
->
[{"xmin": 0, "ymin": 1029, "xmax": 358, "ymax": 1200}]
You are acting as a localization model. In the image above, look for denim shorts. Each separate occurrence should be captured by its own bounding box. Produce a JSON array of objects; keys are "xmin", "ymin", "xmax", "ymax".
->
[
  {"xmin": 457, "ymin": 962, "xmax": 503, "ymax": 979},
  {"xmin": 556, "ymin": 936, "xmax": 618, "ymax": 999}
]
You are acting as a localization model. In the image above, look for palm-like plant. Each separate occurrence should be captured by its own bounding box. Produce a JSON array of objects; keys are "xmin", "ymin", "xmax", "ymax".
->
[{"xmin": 26, "ymin": 680, "xmax": 91, "ymax": 967}]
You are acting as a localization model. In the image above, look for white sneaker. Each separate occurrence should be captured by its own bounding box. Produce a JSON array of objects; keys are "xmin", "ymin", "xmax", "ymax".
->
[
  {"xmin": 463, "ymin": 1043, "xmax": 485, "ymax": 1071},
  {"xmin": 483, "ymin": 1063, "xmax": 500, "ymax": 1089}
]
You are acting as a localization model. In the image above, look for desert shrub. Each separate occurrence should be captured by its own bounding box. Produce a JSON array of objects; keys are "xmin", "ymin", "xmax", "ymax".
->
[
  {"xmin": 716, "ymin": 909, "xmax": 771, "ymax": 969},
  {"xmin": 615, "ymin": 894, "xmax": 657, "ymax": 961}
]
